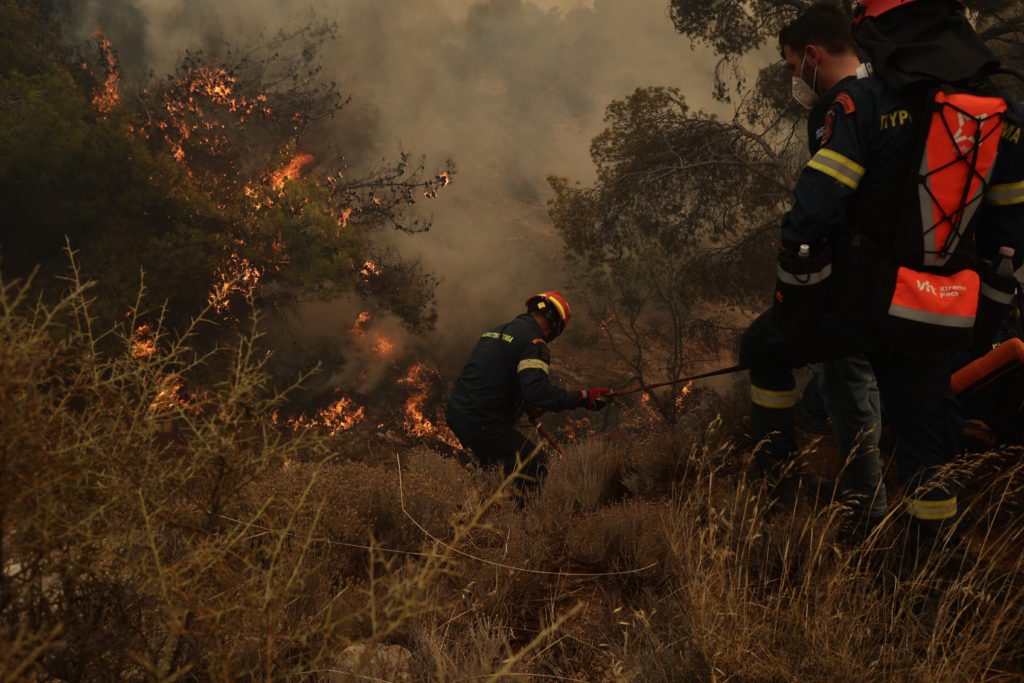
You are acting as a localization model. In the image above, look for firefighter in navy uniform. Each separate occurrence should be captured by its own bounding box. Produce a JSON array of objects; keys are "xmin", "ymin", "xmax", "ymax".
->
[
  {"xmin": 446, "ymin": 291, "xmax": 611, "ymax": 493},
  {"xmin": 741, "ymin": 0, "xmax": 1024, "ymax": 552}
]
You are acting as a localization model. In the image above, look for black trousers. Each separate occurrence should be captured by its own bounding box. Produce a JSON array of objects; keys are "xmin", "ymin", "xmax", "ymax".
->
[
  {"xmin": 446, "ymin": 420, "xmax": 549, "ymax": 492},
  {"xmin": 740, "ymin": 309, "xmax": 963, "ymax": 538}
]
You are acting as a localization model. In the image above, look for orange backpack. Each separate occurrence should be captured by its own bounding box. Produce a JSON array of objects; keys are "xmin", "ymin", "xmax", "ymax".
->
[{"xmin": 855, "ymin": 0, "xmax": 1012, "ymax": 349}]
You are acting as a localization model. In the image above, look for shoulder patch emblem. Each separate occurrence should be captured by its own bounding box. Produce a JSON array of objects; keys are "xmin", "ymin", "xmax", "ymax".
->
[
  {"xmin": 834, "ymin": 92, "xmax": 856, "ymax": 116},
  {"xmin": 822, "ymin": 108, "xmax": 837, "ymax": 145}
]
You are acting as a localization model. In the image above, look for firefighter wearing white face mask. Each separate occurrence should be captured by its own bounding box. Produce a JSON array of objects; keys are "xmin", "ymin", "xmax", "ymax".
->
[{"xmin": 783, "ymin": 11, "xmax": 864, "ymax": 111}]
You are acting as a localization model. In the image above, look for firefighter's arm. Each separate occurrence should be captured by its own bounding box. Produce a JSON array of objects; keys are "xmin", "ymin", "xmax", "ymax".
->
[
  {"xmin": 979, "ymin": 119, "xmax": 1024, "ymax": 267},
  {"xmin": 516, "ymin": 339, "xmax": 580, "ymax": 413},
  {"xmin": 781, "ymin": 91, "xmax": 867, "ymax": 245}
]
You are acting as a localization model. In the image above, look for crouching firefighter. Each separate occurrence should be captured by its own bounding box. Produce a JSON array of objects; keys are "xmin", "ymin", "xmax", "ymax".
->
[
  {"xmin": 445, "ymin": 291, "xmax": 612, "ymax": 497},
  {"xmin": 741, "ymin": 0, "xmax": 1024, "ymax": 552}
]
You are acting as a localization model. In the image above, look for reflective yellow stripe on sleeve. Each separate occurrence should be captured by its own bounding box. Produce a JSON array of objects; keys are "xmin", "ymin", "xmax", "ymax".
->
[
  {"xmin": 751, "ymin": 385, "xmax": 797, "ymax": 410},
  {"xmin": 986, "ymin": 180, "xmax": 1024, "ymax": 206},
  {"xmin": 906, "ymin": 497, "xmax": 957, "ymax": 521},
  {"xmin": 806, "ymin": 148, "xmax": 865, "ymax": 190},
  {"xmin": 517, "ymin": 359, "xmax": 550, "ymax": 374}
]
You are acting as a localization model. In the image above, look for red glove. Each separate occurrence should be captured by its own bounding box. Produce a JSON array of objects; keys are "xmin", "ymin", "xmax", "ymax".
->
[{"xmin": 579, "ymin": 388, "xmax": 612, "ymax": 411}]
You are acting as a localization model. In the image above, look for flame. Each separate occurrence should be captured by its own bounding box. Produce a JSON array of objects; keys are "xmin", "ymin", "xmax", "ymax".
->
[
  {"xmin": 150, "ymin": 373, "xmax": 185, "ymax": 413},
  {"xmin": 424, "ymin": 170, "xmax": 452, "ymax": 199},
  {"xmin": 338, "ymin": 207, "xmax": 354, "ymax": 227},
  {"xmin": 352, "ymin": 311, "xmax": 372, "ymax": 337},
  {"xmin": 131, "ymin": 324, "xmax": 158, "ymax": 360},
  {"xmin": 360, "ymin": 260, "xmax": 381, "ymax": 280},
  {"xmin": 208, "ymin": 252, "xmax": 263, "ymax": 315},
  {"xmin": 674, "ymin": 382, "xmax": 694, "ymax": 412},
  {"xmin": 288, "ymin": 394, "xmax": 365, "ymax": 435},
  {"xmin": 399, "ymin": 363, "xmax": 460, "ymax": 449},
  {"xmin": 270, "ymin": 152, "xmax": 315, "ymax": 191},
  {"xmin": 637, "ymin": 392, "xmax": 660, "ymax": 428},
  {"xmin": 143, "ymin": 64, "xmax": 276, "ymax": 169},
  {"xmin": 92, "ymin": 29, "xmax": 120, "ymax": 113},
  {"xmin": 559, "ymin": 417, "xmax": 593, "ymax": 443}
]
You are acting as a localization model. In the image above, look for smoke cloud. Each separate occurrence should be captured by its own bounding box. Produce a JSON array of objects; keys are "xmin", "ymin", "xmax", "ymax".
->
[{"xmin": 64, "ymin": 0, "xmax": 721, "ymax": 382}]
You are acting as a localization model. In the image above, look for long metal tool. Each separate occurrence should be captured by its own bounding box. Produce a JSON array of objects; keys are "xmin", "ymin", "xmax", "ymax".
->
[
  {"xmin": 607, "ymin": 364, "xmax": 747, "ymax": 398},
  {"xmin": 529, "ymin": 416, "xmax": 565, "ymax": 456}
]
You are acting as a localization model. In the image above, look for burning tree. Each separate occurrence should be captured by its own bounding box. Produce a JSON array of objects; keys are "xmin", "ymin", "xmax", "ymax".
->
[{"xmin": 0, "ymin": 7, "xmax": 451, "ymax": 337}]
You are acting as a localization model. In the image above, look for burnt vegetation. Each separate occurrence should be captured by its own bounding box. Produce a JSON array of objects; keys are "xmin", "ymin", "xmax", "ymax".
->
[{"xmin": 2, "ymin": 0, "xmax": 1024, "ymax": 680}]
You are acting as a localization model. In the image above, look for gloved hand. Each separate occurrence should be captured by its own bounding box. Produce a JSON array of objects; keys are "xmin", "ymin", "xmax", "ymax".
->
[{"xmin": 579, "ymin": 388, "xmax": 612, "ymax": 411}]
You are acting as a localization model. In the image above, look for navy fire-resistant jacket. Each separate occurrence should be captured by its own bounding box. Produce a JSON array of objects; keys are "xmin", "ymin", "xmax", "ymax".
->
[
  {"xmin": 784, "ymin": 73, "xmax": 1024, "ymax": 267},
  {"xmin": 446, "ymin": 314, "xmax": 579, "ymax": 438}
]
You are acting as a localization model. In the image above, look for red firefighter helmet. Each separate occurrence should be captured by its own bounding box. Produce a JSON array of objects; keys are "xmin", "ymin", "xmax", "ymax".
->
[{"xmin": 525, "ymin": 291, "xmax": 571, "ymax": 339}]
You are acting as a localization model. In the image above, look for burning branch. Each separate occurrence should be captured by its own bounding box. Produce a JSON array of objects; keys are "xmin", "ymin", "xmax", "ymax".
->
[
  {"xmin": 287, "ymin": 394, "xmax": 365, "ymax": 435},
  {"xmin": 131, "ymin": 324, "xmax": 158, "ymax": 360},
  {"xmin": 270, "ymin": 152, "xmax": 315, "ymax": 191},
  {"xmin": 92, "ymin": 29, "xmax": 121, "ymax": 113}
]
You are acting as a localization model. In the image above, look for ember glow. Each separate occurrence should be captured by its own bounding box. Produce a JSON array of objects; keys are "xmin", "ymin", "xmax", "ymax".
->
[
  {"xmin": 352, "ymin": 311, "xmax": 372, "ymax": 337},
  {"xmin": 270, "ymin": 152, "xmax": 315, "ymax": 191},
  {"xmin": 209, "ymin": 252, "xmax": 263, "ymax": 315},
  {"xmin": 559, "ymin": 417, "xmax": 593, "ymax": 443},
  {"xmin": 92, "ymin": 29, "xmax": 120, "ymax": 113},
  {"xmin": 141, "ymin": 63, "xmax": 275, "ymax": 168},
  {"xmin": 338, "ymin": 207, "xmax": 354, "ymax": 228},
  {"xmin": 674, "ymin": 382, "xmax": 694, "ymax": 412},
  {"xmin": 150, "ymin": 374, "xmax": 185, "ymax": 414},
  {"xmin": 399, "ymin": 363, "xmax": 460, "ymax": 449},
  {"xmin": 288, "ymin": 395, "xmax": 366, "ymax": 435},
  {"xmin": 131, "ymin": 324, "xmax": 158, "ymax": 360},
  {"xmin": 360, "ymin": 260, "xmax": 381, "ymax": 280}
]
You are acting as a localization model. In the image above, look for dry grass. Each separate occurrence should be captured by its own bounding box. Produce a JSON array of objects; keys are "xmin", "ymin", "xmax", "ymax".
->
[{"xmin": 2, "ymin": 269, "xmax": 1024, "ymax": 681}]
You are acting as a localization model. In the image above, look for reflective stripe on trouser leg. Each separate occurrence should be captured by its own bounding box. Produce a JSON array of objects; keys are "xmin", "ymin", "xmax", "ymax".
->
[
  {"xmin": 751, "ymin": 385, "xmax": 798, "ymax": 409},
  {"xmin": 906, "ymin": 496, "xmax": 957, "ymax": 521},
  {"xmin": 750, "ymin": 371, "xmax": 797, "ymax": 463}
]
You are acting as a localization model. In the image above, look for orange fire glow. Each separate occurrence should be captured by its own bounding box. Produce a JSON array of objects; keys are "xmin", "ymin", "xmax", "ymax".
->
[
  {"xmin": 209, "ymin": 253, "xmax": 263, "ymax": 315},
  {"xmin": 352, "ymin": 311, "xmax": 372, "ymax": 337},
  {"xmin": 338, "ymin": 207, "xmax": 354, "ymax": 228},
  {"xmin": 399, "ymin": 363, "xmax": 460, "ymax": 449},
  {"xmin": 288, "ymin": 395, "xmax": 365, "ymax": 435},
  {"xmin": 360, "ymin": 260, "xmax": 381, "ymax": 280},
  {"xmin": 150, "ymin": 373, "xmax": 185, "ymax": 414},
  {"xmin": 131, "ymin": 324, "xmax": 158, "ymax": 360},
  {"xmin": 92, "ymin": 29, "xmax": 120, "ymax": 113},
  {"xmin": 559, "ymin": 417, "xmax": 593, "ymax": 443},
  {"xmin": 270, "ymin": 152, "xmax": 315, "ymax": 191},
  {"xmin": 674, "ymin": 382, "xmax": 694, "ymax": 412}
]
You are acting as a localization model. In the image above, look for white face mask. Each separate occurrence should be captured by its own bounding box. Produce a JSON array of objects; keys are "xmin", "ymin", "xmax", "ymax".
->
[{"xmin": 791, "ymin": 51, "xmax": 820, "ymax": 110}]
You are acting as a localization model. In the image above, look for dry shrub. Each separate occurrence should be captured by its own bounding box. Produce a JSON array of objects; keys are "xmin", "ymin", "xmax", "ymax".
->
[
  {"xmin": 3, "ymin": 266, "xmax": 1024, "ymax": 681},
  {"xmin": 0, "ymin": 269, "xmax": 495, "ymax": 680}
]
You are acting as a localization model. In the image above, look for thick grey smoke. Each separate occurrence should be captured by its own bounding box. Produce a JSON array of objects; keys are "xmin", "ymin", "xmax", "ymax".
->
[{"xmin": 66, "ymin": 0, "xmax": 721, "ymax": 384}]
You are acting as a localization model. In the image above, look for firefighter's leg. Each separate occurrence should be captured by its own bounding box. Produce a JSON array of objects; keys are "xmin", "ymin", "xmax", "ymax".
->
[
  {"xmin": 870, "ymin": 351, "xmax": 962, "ymax": 547},
  {"xmin": 818, "ymin": 355, "xmax": 888, "ymax": 521},
  {"xmin": 489, "ymin": 431, "xmax": 548, "ymax": 499},
  {"xmin": 740, "ymin": 312, "xmax": 798, "ymax": 470}
]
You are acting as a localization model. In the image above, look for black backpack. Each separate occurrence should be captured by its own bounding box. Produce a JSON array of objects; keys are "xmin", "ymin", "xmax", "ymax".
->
[{"xmin": 854, "ymin": 0, "xmax": 1015, "ymax": 350}]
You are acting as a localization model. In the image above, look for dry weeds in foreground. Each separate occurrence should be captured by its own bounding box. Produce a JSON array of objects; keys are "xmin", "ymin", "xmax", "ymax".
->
[{"xmin": 2, "ymin": 270, "xmax": 1023, "ymax": 681}]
